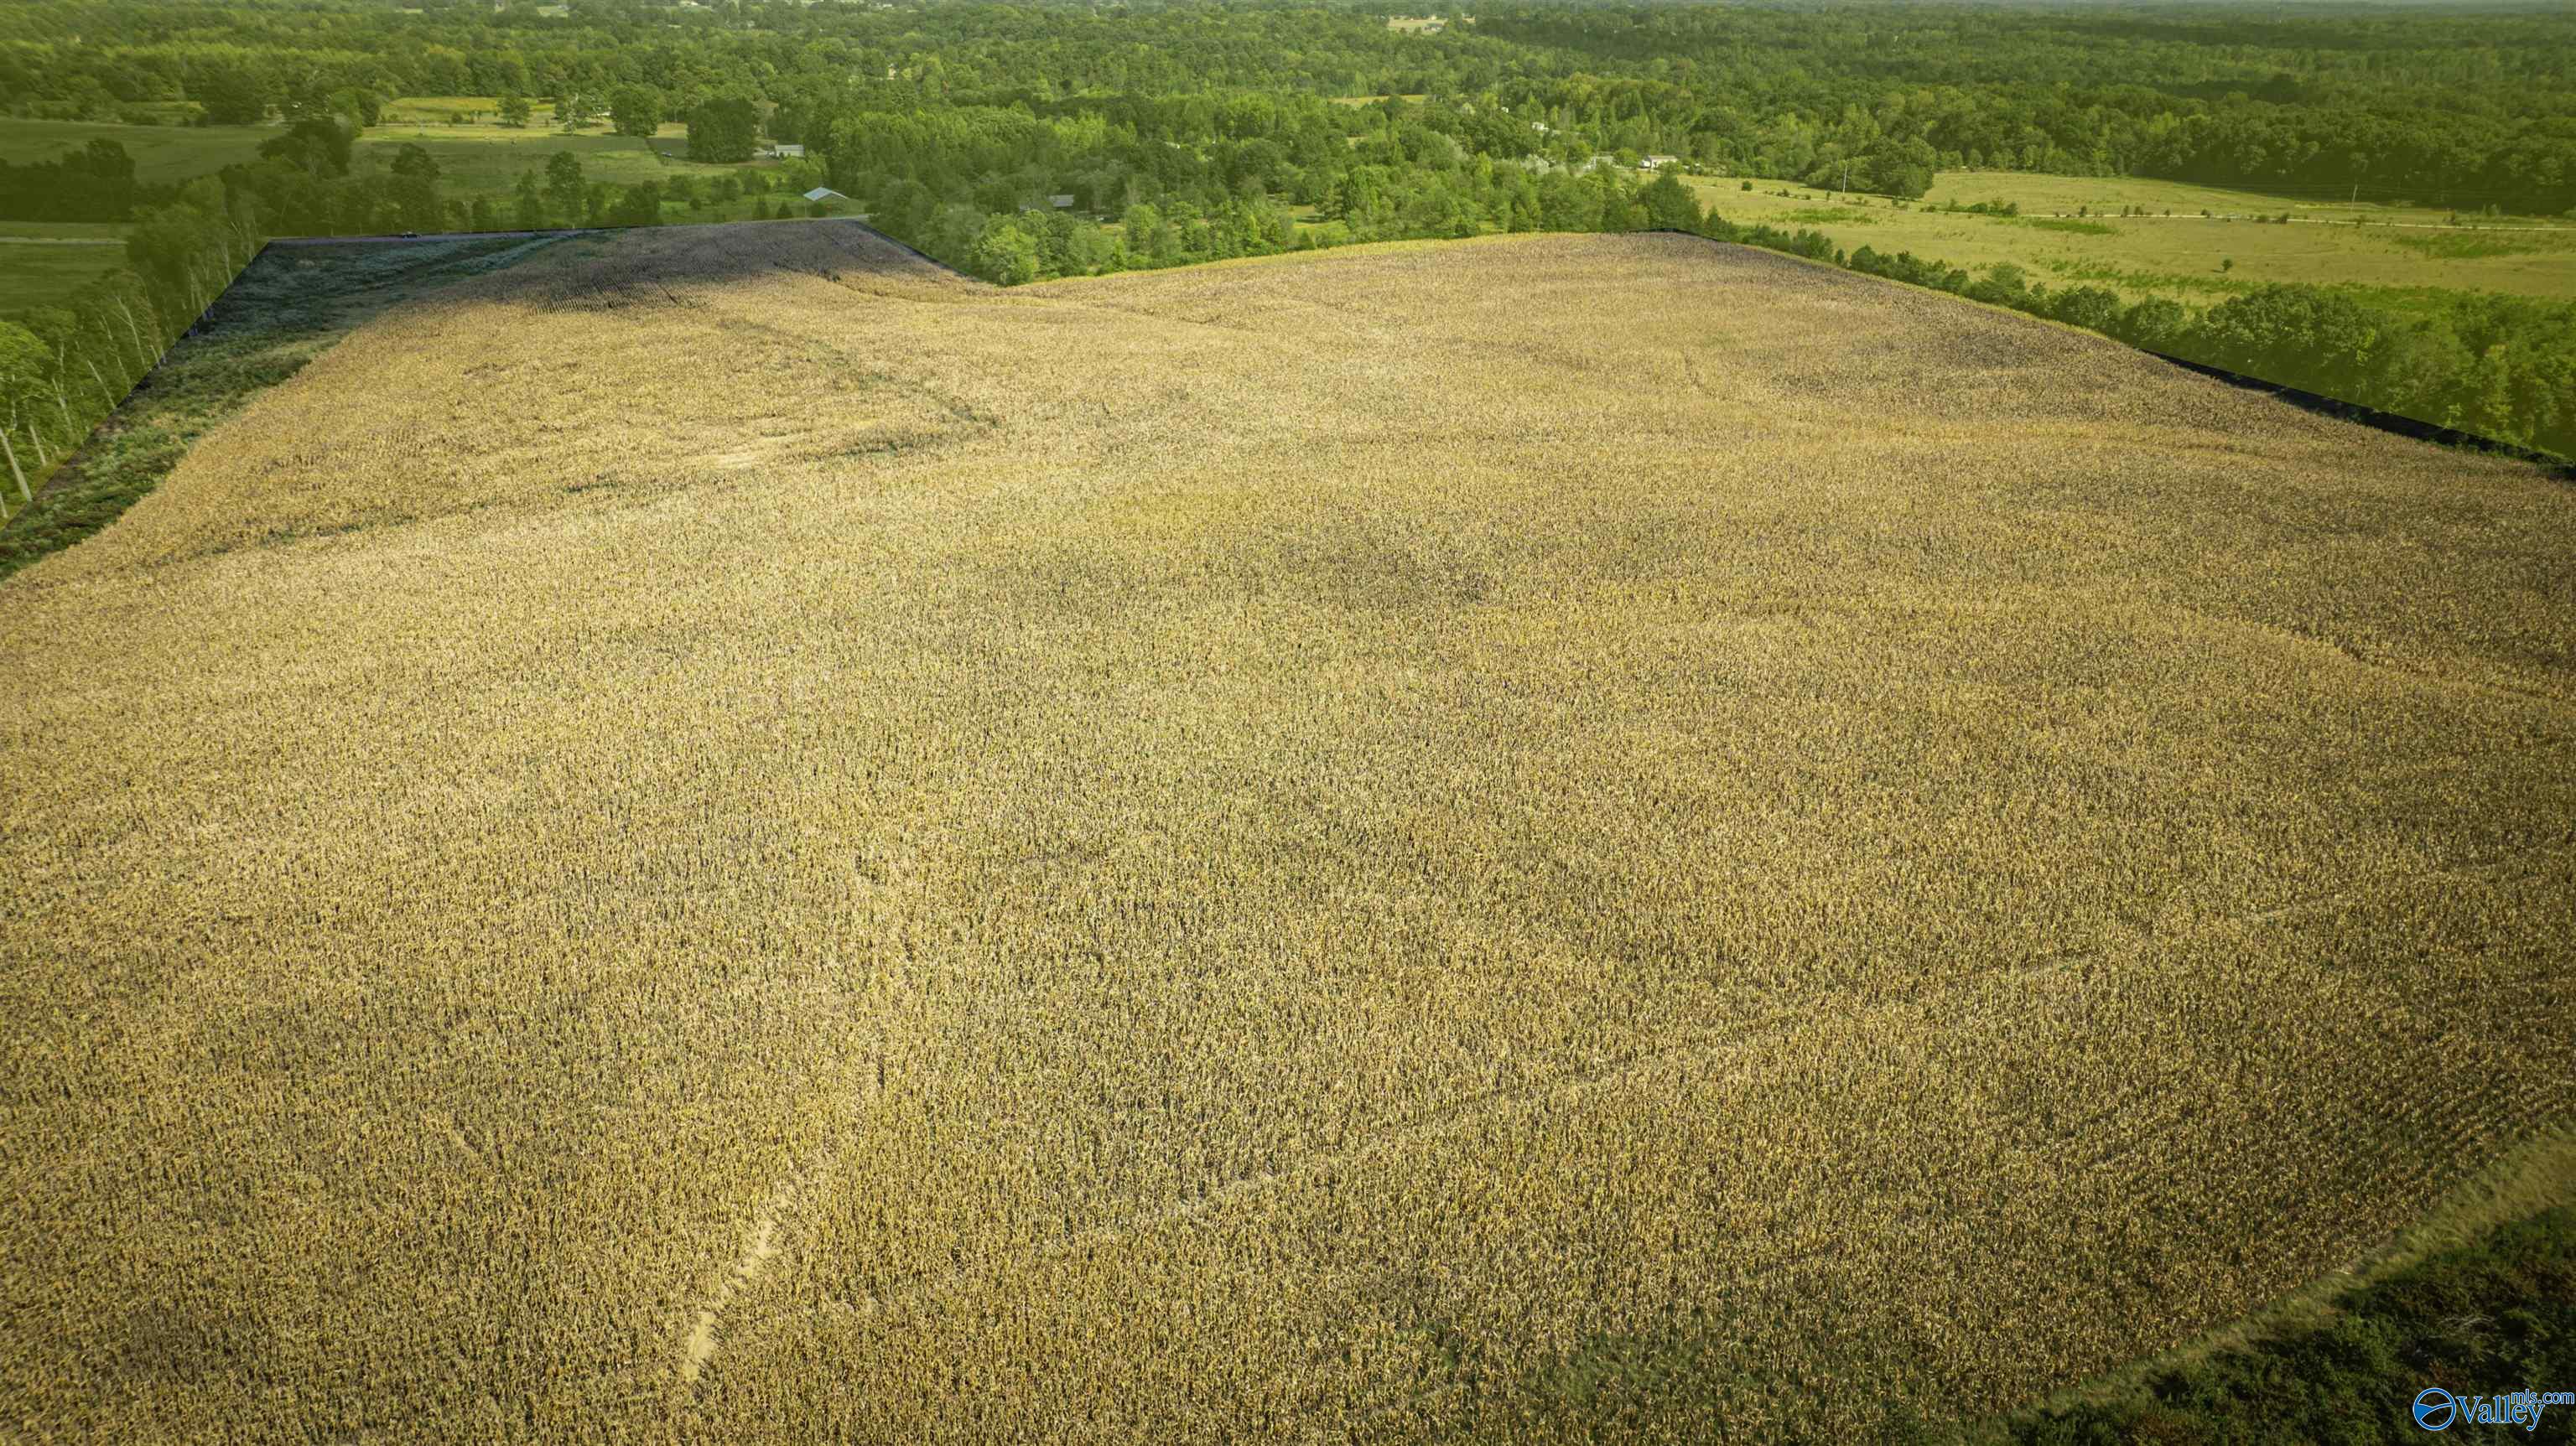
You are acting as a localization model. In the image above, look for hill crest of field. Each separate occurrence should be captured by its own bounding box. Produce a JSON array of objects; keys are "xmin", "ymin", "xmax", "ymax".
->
[{"xmin": 3, "ymin": 223, "xmax": 2572, "ymax": 1442}]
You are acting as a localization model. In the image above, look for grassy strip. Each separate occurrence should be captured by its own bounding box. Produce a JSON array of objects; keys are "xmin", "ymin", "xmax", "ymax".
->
[
  {"xmin": 1709, "ymin": 215, "xmax": 2574, "ymax": 461},
  {"xmin": 1960, "ymin": 1129, "xmax": 2576, "ymax": 1443},
  {"xmin": 0, "ymin": 233, "xmax": 561, "ymax": 581},
  {"xmin": 2010, "ymin": 217, "xmax": 2117, "ymax": 236}
]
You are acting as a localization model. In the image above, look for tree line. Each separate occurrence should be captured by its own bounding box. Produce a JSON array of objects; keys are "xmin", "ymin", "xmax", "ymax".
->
[
  {"xmin": 3, "ymin": 0, "xmax": 2572, "ymax": 212},
  {"xmin": 0, "ymin": 93, "xmax": 843, "ymax": 511},
  {"xmin": 1629, "ymin": 173, "xmax": 2576, "ymax": 462},
  {"xmin": 0, "ymin": 180, "xmax": 257, "ymax": 512},
  {"xmin": 0, "ymin": 137, "xmax": 141, "ymax": 221},
  {"xmin": 1473, "ymin": 4, "xmax": 2576, "ymax": 211}
]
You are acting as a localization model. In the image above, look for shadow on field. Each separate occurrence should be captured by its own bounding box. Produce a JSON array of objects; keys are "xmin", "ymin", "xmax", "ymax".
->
[
  {"xmin": 0, "ymin": 220, "xmax": 967, "ymax": 582},
  {"xmin": 2146, "ymin": 349, "xmax": 2576, "ymax": 481},
  {"xmin": 0, "ymin": 232, "xmax": 574, "ymax": 578}
]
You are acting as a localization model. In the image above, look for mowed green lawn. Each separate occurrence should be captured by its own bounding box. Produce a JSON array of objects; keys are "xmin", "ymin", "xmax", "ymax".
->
[
  {"xmin": 1681, "ymin": 170, "xmax": 2576, "ymax": 310},
  {"xmin": 377, "ymin": 96, "xmax": 519, "ymax": 126},
  {"xmin": 356, "ymin": 127, "xmax": 745, "ymax": 196},
  {"xmin": 360, "ymin": 101, "xmax": 787, "ymax": 200}
]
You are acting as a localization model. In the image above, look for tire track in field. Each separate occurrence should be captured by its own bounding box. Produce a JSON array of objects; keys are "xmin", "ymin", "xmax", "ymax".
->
[
  {"xmin": 680, "ymin": 1184, "xmax": 792, "ymax": 1383},
  {"xmin": 679, "ymin": 1058, "xmax": 893, "ymax": 1386},
  {"xmin": 677, "ymin": 833, "xmax": 924, "ymax": 1389},
  {"xmin": 814, "ymin": 830, "xmax": 2574, "ymax": 1343},
  {"xmin": 1289, "ymin": 835, "xmax": 2576, "ymax": 1443}
]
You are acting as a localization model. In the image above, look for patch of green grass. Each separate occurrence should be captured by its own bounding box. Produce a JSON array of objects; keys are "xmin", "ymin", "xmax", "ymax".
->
[
  {"xmin": 0, "ymin": 117, "xmax": 273, "ymax": 183},
  {"xmin": 1928, "ymin": 169, "xmax": 2576, "ymax": 229},
  {"xmin": 1978, "ymin": 1210, "xmax": 2576, "ymax": 1443},
  {"xmin": 0, "ymin": 106, "xmax": 788, "ymax": 238},
  {"xmin": 0, "ymin": 220, "xmax": 127, "ymax": 241},
  {"xmin": 0, "ymin": 234, "xmax": 563, "ymax": 579},
  {"xmin": 1955, "ymin": 1129, "xmax": 2576, "ymax": 1443},
  {"xmin": 0, "ymin": 240, "xmax": 127, "ymax": 314},
  {"xmin": 352, "ymin": 122, "xmax": 776, "ymax": 200},
  {"xmin": 2012, "ymin": 216, "xmax": 2117, "ymax": 236},
  {"xmin": 2040, "ymin": 257, "xmax": 2246, "ymax": 296},
  {"xmin": 377, "ymin": 95, "xmax": 518, "ymax": 124},
  {"xmin": 2386, "ymin": 230, "xmax": 2576, "ymax": 262},
  {"xmin": 1685, "ymin": 171, "xmax": 2576, "ymax": 311},
  {"xmin": 1779, "ymin": 206, "xmax": 1878, "ymax": 225}
]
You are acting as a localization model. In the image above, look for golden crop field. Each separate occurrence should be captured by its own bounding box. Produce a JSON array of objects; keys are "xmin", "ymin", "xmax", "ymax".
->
[{"xmin": 3, "ymin": 221, "xmax": 2572, "ymax": 1443}]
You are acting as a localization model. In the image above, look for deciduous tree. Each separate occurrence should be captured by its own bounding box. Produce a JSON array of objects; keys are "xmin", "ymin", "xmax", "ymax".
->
[
  {"xmin": 610, "ymin": 86, "xmax": 662, "ymax": 140},
  {"xmin": 688, "ymin": 96, "xmax": 761, "ymax": 163},
  {"xmin": 544, "ymin": 152, "xmax": 585, "ymax": 228}
]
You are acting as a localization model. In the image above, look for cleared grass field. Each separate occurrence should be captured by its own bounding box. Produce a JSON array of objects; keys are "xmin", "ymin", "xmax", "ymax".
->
[
  {"xmin": 0, "ymin": 106, "xmax": 782, "ymax": 245},
  {"xmin": 3, "ymin": 223, "xmax": 2572, "ymax": 1443},
  {"xmin": 0, "ymin": 225, "xmax": 127, "ymax": 312},
  {"xmin": 0, "ymin": 220, "xmax": 128, "ymax": 241},
  {"xmin": 1684, "ymin": 170, "xmax": 2576, "ymax": 308},
  {"xmin": 353, "ymin": 122, "xmax": 766, "ymax": 198},
  {"xmin": 379, "ymin": 95, "xmax": 529, "ymax": 125},
  {"xmin": 0, "ymin": 116, "xmax": 270, "ymax": 182},
  {"xmin": 1931, "ymin": 170, "xmax": 2573, "ymax": 228}
]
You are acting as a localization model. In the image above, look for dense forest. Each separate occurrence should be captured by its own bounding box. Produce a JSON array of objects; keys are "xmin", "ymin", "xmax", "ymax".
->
[{"xmin": 0, "ymin": 0, "xmax": 2571, "ymax": 489}]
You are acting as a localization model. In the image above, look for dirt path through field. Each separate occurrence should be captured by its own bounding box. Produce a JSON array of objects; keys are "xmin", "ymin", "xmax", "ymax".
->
[{"xmin": 678, "ymin": 834, "xmax": 929, "ymax": 1389}]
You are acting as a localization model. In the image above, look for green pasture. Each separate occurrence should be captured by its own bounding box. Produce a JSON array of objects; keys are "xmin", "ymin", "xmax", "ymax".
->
[
  {"xmin": 1682, "ymin": 170, "xmax": 2576, "ymax": 308},
  {"xmin": 0, "ymin": 237, "xmax": 126, "ymax": 314},
  {"xmin": 0, "ymin": 117, "xmax": 270, "ymax": 183},
  {"xmin": 0, "ymin": 220, "xmax": 127, "ymax": 241},
  {"xmin": 0, "ymin": 104, "xmax": 787, "ymax": 210},
  {"xmin": 1931, "ymin": 169, "xmax": 2572, "ymax": 226},
  {"xmin": 359, "ymin": 101, "xmax": 786, "ymax": 197}
]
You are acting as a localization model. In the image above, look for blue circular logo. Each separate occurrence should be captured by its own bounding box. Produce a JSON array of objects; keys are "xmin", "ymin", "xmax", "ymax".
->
[{"xmin": 2414, "ymin": 1388, "xmax": 2458, "ymax": 1431}]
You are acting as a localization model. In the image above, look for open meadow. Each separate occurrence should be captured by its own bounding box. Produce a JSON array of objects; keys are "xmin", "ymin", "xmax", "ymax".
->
[
  {"xmin": 354, "ymin": 115, "xmax": 769, "ymax": 199},
  {"xmin": 2, "ymin": 223, "xmax": 2573, "ymax": 1443},
  {"xmin": 0, "ymin": 222, "xmax": 127, "ymax": 311},
  {"xmin": 0, "ymin": 105, "xmax": 788, "ymax": 235},
  {"xmin": 1680, "ymin": 171, "xmax": 2576, "ymax": 311},
  {"xmin": 0, "ymin": 116, "xmax": 270, "ymax": 182}
]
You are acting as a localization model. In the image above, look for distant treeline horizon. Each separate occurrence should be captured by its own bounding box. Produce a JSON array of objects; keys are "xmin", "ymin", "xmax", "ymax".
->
[
  {"xmin": 0, "ymin": 0, "xmax": 2568, "ymax": 512},
  {"xmin": 3, "ymin": 0, "xmax": 2572, "ymax": 215}
]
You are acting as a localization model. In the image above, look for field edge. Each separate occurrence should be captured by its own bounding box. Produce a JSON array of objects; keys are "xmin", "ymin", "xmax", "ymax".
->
[{"xmin": 1948, "ymin": 1120, "xmax": 2576, "ymax": 1439}]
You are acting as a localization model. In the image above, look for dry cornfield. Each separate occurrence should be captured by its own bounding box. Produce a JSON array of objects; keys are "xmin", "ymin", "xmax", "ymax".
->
[{"xmin": 3, "ymin": 221, "xmax": 2572, "ymax": 1444}]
